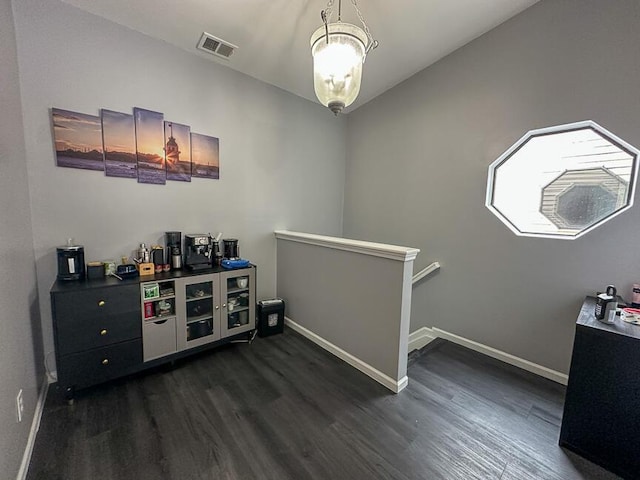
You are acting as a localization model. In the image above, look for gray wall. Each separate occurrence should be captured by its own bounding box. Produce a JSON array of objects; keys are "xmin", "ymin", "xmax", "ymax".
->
[
  {"xmin": 0, "ymin": 0, "xmax": 44, "ymax": 476},
  {"xmin": 343, "ymin": 0, "xmax": 640, "ymax": 374},
  {"xmin": 12, "ymin": 0, "xmax": 347, "ymax": 372},
  {"xmin": 276, "ymin": 238, "xmax": 413, "ymax": 383}
]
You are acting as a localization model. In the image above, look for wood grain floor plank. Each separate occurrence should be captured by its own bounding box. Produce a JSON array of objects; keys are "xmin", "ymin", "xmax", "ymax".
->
[{"xmin": 28, "ymin": 331, "xmax": 620, "ymax": 480}]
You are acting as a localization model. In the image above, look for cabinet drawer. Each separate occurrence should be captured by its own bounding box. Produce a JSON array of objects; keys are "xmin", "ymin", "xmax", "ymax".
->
[
  {"xmin": 57, "ymin": 339, "xmax": 142, "ymax": 390},
  {"xmin": 143, "ymin": 317, "xmax": 177, "ymax": 362},
  {"xmin": 56, "ymin": 311, "xmax": 141, "ymax": 356},
  {"xmin": 53, "ymin": 284, "xmax": 140, "ymax": 321}
]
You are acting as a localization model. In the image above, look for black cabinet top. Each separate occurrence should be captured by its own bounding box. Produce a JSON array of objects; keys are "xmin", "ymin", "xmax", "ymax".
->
[
  {"xmin": 578, "ymin": 296, "xmax": 640, "ymax": 340},
  {"xmin": 51, "ymin": 265, "xmax": 255, "ymax": 294}
]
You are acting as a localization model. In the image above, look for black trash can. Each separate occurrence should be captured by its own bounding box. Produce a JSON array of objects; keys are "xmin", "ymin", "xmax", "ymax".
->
[{"xmin": 257, "ymin": 298, "xmax": 285, "ymax": 337}]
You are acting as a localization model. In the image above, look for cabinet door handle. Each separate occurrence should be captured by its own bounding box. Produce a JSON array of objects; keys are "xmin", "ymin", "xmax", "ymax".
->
[
  {"xmin": 101, "ymin": 358, "xmax": 109, "ymax": 365},
  {"xmin": 222, "ymin": 303, "xmax": 226, "ymax": 308},
  {"xmin": 215, "ymin": 305, "xmax": 220, "ymax": 310},
  {"xmin": 98, "ymin": 300, "xmax": 106, "ymax": 307},
  {"xmin": 100, "ymin": 329, "xmax": 108, "ymax": 336}
]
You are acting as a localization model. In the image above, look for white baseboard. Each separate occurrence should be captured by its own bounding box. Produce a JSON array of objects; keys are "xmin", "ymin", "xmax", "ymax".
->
[
  {"xmin": 284, "ymin": 317, "xmax": 408, "ymax": 393},
  {"xmin": 16, "ymin": 375, "xmax": 50, "ymax": 480},
  {"xmin": 408, "ymin": 327, "xmax": 437, "ymax": 352},
  {"xmin": 427, "ymin": 327, "xmax": 568, "ymax": 385}
]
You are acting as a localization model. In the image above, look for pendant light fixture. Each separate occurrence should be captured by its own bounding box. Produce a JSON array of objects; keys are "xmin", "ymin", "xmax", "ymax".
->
[{"xmin": 310, "ymin": 0, "xmax": 378, "ymax": 115}]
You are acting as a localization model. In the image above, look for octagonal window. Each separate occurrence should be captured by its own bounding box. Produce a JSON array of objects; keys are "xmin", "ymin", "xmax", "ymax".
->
[{"xmin": 486, "ymin": 121, "xmax": 640, "ymax": 239}]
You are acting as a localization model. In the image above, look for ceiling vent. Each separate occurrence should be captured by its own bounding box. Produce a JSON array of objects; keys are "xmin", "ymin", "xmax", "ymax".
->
[{"xmin": 197, "ymin": 32, "xmax": 237, "ymax": 59}]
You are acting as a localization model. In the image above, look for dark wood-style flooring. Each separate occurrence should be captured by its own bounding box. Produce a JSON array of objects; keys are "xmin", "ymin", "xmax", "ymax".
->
[{"xmin": 27, "ymin": 331, "xmax": 619, "ymax": 479}]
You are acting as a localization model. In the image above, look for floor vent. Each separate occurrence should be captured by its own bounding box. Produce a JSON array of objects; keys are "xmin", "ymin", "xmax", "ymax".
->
[{"xmin": 197, "ymin": 32, "xmax": 237, "ymax": 59}]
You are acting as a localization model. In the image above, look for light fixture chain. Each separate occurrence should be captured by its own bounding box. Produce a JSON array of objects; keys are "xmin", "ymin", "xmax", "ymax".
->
[
  {"xmin": 350, "ymin": 0, "xmax": 378, "ymax": 50},
  {"xmin": 324, "ymin": 0, "xmax": 335, "ymax": 22}
]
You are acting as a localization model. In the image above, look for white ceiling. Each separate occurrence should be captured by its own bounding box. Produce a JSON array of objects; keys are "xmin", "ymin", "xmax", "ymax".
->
[{"xmin": 61, "ymin": 0, "xmax": 538, "ymax": 113}]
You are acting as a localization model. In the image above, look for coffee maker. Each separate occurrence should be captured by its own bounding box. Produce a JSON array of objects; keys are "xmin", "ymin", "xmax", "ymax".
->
[
  {"xmin": 184, "ymin": 234, "xmax": 213, "ymax": 270},
  {"xmin": 165, "ymin": 231, "xmax": 182, "ymax": 270},
  {"xmin": 57, "ymin": 241, "xmax": 85, "ymax": 281},
  {"xmin": 223, "ymin": 238, "xmax": 240, "ymax": 260}
]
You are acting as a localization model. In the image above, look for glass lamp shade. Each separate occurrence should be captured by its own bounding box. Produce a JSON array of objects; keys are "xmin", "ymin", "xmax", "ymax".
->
[{"xmin": 310, "ymin": 22, "xmax": 368, "ymax": 114}]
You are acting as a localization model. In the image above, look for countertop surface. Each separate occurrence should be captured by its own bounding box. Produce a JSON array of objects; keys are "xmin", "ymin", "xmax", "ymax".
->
[
  {"xmin": 51, "ymin": 265, "xmax": 254, "ymax": 293},
  {"xmin": 577, "ymin": 295, "xmax": 640, "ymax": 340}
]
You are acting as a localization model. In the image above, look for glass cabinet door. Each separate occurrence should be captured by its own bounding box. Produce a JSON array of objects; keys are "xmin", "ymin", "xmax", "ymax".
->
[
  {"xmin": 175, "ymin": 274, "xmax": 221, "ymax": 350},
  {"xmin": 221, "ymin": 268, "xmax": 255, "ymax": 338}
]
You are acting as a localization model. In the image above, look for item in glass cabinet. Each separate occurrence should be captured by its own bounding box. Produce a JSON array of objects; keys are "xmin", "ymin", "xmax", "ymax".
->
[
  {"xmin": 157, "ymin": 299, "xmax": 171, "ymax": 316},
  {"xmin": 144, "ymin": 302, "xmax": 155, "ymax": 319},
  {"xmin": 194, "ymin": 289, "xmax": 205, "ymax": 297},
  {"xmin": 228, "ymin": 313, "xmax": 241, "ymax": 328},
  {"xmin": 143, "ymin": 283, "xmax": 160, "ymax": 300},
  {"xmin": 236, "ymin": 277, "xmax": 248, "ymax": 289},
  {"xmin": 238, "ymin": 310, "xmax": 249, "ymax": 325},
  {"xmin": 188, "ymin": 319, "xmax": 212, "ymax": 340},
  {"xmin": 238, "ymin": 292, "xmax": 249, "ymax": 306},
  {"xmin": 228, "ymin": 298, "xmax": 238, "ymax": 312}
]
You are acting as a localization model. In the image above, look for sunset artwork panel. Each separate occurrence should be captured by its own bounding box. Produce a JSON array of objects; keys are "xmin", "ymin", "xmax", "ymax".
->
[
  {"xmin": 191, "ymin": 132, "xmax": 220, "ymax": 179},
  {"xmin": 164, "ymin": 121, "xmax": 191, "ymax": 182},
  {"xmin": 101, "ymin": 109, "xmax": 137, "ymax": 178},
  {"xmin": 52, "ymin": 108, "xmax": 104, "ymax": 171},
  {"xmin": 134, "ymin": 107, "xmax": 166, "ymax": 185}
]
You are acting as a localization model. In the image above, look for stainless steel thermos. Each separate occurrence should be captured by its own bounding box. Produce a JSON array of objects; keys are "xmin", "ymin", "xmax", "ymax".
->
[{"xmin": 595, "ymin": 285, "xmax": 617, "ymax": 323}]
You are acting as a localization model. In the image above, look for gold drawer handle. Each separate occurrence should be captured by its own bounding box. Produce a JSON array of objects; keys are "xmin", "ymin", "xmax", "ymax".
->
[
  {"xmin": 101, "ymin": 358, "xmax": 109, "ymax": 365},
  {"xmin": 100, "ymin": 329, "xmax": 107, "ymax": 336},
  {"xmin": 98, "ymin": 300, "xmax": 106, "ymax": 307}
]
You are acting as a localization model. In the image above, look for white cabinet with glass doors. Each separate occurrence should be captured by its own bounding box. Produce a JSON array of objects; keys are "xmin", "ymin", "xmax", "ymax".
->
[{"xmin": 141, "ymin": 267, "xmax": 256, "ymax": 360}]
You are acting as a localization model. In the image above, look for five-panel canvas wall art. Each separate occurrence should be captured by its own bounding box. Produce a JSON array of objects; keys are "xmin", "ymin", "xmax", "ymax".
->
[{"xmin": 52, "ymin": 107, "xmax": 220, "ymax": 184}]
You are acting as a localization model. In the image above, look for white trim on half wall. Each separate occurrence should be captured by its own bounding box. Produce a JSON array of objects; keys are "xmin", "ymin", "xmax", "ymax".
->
[
  {"xmin": 285, "ymin": 317, "xmax": 408, "ymax": 393},
  {"xmin": 409, "ymin": 326, "xmax": 568, "ymax": 385},
  {"xmin": 274, "ymin": 230, "xmax": 420, "ymax": 262}
]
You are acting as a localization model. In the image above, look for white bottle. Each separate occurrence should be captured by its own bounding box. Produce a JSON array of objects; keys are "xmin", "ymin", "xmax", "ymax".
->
[{"xmin": 603, "ymin": 300, "xmax": 618, "ymax": 324}]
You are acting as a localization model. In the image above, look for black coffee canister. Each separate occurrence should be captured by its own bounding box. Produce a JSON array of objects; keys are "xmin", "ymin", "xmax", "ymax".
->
[
  {"xmin": 57, "ymin": 244, "xmax": 85, "ymax": 281},
  {"xmin": 223, "ymin": 238, "xmax": 239, "ymax": 259}
]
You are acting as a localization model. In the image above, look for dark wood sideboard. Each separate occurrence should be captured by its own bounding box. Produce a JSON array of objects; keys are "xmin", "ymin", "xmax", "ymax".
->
[
  {"xmin": 51, "ymin": 265, "xmax": 256, "ymax": 403},
  {"xmin": 559, "ymin": 296, "xmax": 640, "ymax": 479}
]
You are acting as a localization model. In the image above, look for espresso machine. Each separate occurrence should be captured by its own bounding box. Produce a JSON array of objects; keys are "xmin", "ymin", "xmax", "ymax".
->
[
  {"xmin": 184, "ymin": 234, "xmax": 213, "ymax": 270},
  {"xmin": 165, "ymin": 231, "xmax": 182, "ymax": 270}
]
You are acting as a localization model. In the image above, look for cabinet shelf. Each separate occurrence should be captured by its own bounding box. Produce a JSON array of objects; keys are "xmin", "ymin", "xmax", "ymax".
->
[
  {"xmin": 144, "ymin": 314, "xmax": 176, "ymax": 323},
  {"xmin": 227, "ymin": 306, "xmax": 249, "ymax": 314},
  {"xmin": 187, "ymin": 314, "xmax": 213, "ymax": 324},
  {"xmin": 186, "ymin": 294, "xmax": 213, "ymax": 302},
  {"xmin": 227, "ymin": 287, "xmax": 249, "ymax": 295}
]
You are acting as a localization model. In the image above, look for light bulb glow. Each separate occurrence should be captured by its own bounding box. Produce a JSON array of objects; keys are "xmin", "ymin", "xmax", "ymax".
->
[{"xmin": 310, "ymin": 23, "xmax": 368, "ymax": 112}]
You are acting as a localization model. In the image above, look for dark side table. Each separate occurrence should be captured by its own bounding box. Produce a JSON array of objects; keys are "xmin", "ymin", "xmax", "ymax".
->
[{"xmin": 559, "ymin": 296, "xmax": 640, "ymax": 479}]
